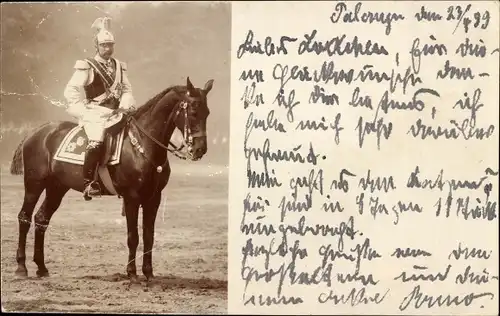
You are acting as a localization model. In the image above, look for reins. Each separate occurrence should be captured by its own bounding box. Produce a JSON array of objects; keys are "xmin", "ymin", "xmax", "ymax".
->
[{"xmin": 125, "ymin": 98, "xmax": 193, "ymax": 174}]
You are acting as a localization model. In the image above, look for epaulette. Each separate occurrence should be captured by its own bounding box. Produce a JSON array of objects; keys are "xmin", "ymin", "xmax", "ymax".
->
[
  {"xmin": 74, "ymin": 60, "xmax": 90, "ymax": 70},
  {"xmin": 120, "ymin": 61, "xmax": 128, "ymax": 71}
]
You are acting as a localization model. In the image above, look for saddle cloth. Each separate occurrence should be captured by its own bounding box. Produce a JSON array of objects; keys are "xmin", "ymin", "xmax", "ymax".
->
[
  {"xmin": 53, "ymin": 124, "xmax": 126, "ymax": 196},
  {"xmin": 54, "ymin": 125, "xmax": 125, "ymax": 166}
]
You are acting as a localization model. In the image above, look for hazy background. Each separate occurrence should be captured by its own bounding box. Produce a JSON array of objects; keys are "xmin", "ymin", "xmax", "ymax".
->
[{"xmin": 0, "ymin": 1, "xmax": 231, "ymax": 168}]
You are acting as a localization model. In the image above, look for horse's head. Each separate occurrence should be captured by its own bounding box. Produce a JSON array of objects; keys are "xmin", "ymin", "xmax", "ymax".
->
[{"xmin": 172, "ymin": 77, "xmax": 214, "ymax": 161}]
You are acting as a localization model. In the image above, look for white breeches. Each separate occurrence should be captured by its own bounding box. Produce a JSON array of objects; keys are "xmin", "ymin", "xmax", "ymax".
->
[
  {"xmin": 66, "ymin": 103, "xmax": 120, "ymax": 142},
  {"xmin": 83, "ymin": 121, "xmax": 106, "ymax": 141}
]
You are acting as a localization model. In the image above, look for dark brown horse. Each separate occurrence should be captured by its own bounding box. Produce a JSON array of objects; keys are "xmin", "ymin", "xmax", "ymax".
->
[{"xmin": 9, "ymin": 77, "xmax": 214, "ymax": 285}]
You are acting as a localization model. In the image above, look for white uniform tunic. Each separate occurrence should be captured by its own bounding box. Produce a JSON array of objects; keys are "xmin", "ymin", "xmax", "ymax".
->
[{"xmin": 64, "ymin": 54, "xmax": 136, "ymax": 142}]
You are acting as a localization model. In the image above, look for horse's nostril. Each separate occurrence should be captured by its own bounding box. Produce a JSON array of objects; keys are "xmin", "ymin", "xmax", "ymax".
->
[{"xmin": 195, "ymin": 148, "xmax": 205, "ymax": 156}]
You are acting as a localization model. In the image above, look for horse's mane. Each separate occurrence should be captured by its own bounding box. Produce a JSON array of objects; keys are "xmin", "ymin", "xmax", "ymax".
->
[{"xmin": 131, "ymin": 85, "xmax": 188, "ymax": 118}]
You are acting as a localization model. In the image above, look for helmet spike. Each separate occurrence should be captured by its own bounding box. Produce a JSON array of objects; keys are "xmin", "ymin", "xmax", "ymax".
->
[{"xmin": 92, "ymin": 17, "xmax": 115, "ymax": 45}]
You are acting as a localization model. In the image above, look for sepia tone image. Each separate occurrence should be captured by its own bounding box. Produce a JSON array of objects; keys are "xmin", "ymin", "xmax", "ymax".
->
[{"xmin": 1, "ymin": 1, "xmax": 230, "ymax": 313}]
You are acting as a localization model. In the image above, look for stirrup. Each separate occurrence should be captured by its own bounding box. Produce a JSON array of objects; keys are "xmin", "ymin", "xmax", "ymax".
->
[{"xmin": 83, "ymin": 181, "xmax": 101, "ymax": 201}]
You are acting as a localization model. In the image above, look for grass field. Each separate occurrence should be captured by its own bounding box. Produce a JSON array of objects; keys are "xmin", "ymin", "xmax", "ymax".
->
[{"xmin": 1, "ymin": 163, "xmax": 228, "ymax": 313}]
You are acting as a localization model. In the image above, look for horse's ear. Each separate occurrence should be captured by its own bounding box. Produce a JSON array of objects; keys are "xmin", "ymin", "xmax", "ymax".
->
[
  {"xmin": 203, "ymin": 79, "xmax": 214, "ymax": 94},
  {"xmin": 186, "ymin": 76, "xmax": 195, "ymax": 93}
]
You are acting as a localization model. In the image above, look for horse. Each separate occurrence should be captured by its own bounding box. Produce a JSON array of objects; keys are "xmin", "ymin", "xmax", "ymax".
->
[{"xmin": 9, "ymin": 76, "xmax": 214, "ymax": 285}]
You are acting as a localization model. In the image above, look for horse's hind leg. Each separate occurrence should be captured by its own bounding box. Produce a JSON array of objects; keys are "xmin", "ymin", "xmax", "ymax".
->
[
  {"xmin": 16, "ymin": 179, "xmax": 45, "ymax": 277},
  {"xmin": 33, "ymin": 181, "xmax": 69, "ymax": 277}
]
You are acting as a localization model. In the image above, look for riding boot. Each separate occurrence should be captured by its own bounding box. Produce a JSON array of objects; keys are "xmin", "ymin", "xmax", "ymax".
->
[{"xmin": 83, "ymin": 140, "xmax": 104, "ymax": 201}]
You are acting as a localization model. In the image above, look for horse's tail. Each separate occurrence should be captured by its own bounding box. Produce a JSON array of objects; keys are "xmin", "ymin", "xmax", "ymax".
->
[
  {"xmin": 10, "ymin": 137, "xmax": 26, "ymax": 175},
  {"xmin": 9, "ymin": 121, "xmax": 55, "ymax": 176}
]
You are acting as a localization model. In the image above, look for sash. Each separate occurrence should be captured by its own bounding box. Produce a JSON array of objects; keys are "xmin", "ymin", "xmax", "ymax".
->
[{"xmin": 85, "ymin": 57, "xmax": 123, "ymax": 101}]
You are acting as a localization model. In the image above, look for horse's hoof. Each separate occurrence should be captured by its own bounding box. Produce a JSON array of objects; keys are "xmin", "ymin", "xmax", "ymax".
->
[
  {"xmin": 143, "ymin": 277, "xmax": 156, "ymax": 291},
  {"xmin": 144, "ymin": 276, "xmax": 154, "ymax": 286},
  {"xmin": 36, "ymin": 269, "xmax": 50, "ymax": 278},
  {"xmin": 127, "ymin": 273, "xmax": 140, "ymax": 284},
  {"xmin": 145, "ymin": 275, "xmax": 154, "ymax": 284},
  {"xmin": 14, "ymin": 268, "xmax": 28, "ymax": 278}
]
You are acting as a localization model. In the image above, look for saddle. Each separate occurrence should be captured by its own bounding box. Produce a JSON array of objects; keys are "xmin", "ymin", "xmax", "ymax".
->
[{"xmin": 98, "ymin": 113, "xmax": 129, "ymax": 164}]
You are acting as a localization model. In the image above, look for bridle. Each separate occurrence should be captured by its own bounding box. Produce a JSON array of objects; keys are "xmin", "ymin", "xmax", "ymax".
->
[{"xmin": 125, "ymin": 92, "xmax": 205, "ymax": 173}]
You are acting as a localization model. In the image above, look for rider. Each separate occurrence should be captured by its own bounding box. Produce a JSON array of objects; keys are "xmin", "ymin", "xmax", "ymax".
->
[{"xmin": 63, "ymin": 17, "xmax": 136, "ymax": 201}]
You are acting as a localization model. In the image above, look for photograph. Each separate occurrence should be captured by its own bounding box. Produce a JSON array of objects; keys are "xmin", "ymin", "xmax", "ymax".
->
[{"xmin": 1, "ymin": 1, "xmax": 230, "ymax": 313}]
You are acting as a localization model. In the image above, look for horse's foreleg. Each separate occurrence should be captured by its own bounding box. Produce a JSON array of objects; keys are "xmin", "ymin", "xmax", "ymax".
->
[
  {"xmin": 141, "ymin": 192, "xmax": 162, "ymax": 282},
  {"xmin": 33, "ymin": 183, "xmax": 69, "ymax": 277},
  {"xmin": 16, "ymin": 180, "xmax": 45, "ymax": 277},
  {"xmin": 123, "ymin": 197, "xmax": 140, "ymax": 282}
]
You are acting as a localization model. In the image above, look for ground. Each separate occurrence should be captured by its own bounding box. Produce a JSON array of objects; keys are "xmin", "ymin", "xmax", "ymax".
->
[{"xmin": 1, "ymin": 164, "xmax": 228, "ymax": 313}]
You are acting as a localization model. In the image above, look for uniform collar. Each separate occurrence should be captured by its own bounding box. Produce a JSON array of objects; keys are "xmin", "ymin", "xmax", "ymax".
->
[{"xmin": 94, "ymin": 54, "xmax": 112, "ymax": 65}]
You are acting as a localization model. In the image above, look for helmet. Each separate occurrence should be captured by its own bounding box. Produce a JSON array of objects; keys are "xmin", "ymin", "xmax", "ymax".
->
[{"xmin": 92, "ymin": 17, "xmax": 115, "ymax": 45}]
